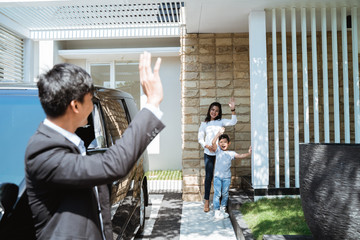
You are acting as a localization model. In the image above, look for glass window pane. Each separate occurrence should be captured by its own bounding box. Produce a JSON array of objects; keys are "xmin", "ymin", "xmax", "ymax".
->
[
  {"xmin": 78, "ymin": 104, "xmax": 107, "ymax": 150},
  {"xmin": 97, "ymin": 95, "xmax": 129, "ymax": 146},
  {"xmin": 91, "ymin": 105, "xmax": 107, "ymax": 149},
  {"xmin": 90, "ymin": 64, "xmax": 111, "ymax": 88},
  {"xmin": 115, "ymin": 62, "xmax": 140, "ymax": 109}
]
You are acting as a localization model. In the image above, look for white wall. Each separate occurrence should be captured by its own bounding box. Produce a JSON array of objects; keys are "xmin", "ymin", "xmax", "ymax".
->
[
  {"xmin": 65, "ymin": 59, "xmax": 86, "ymax": 69},
  {"xmin": 147, "ymin": 56, "xmax": 182, "ymax": 170}
]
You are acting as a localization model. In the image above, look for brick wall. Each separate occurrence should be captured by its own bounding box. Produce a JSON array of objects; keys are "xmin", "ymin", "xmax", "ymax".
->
[{"xmin": 180, "ymin": 32, "xmax": 251, "ymax": 201}]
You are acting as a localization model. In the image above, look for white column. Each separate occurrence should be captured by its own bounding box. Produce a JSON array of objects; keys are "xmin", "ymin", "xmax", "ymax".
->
[
  {"xmin": 352, "ymin": 7, "xmax": 360, "ymax": 143},
  {"xmin": 281, "ymin": 8, "xmax": 290, "ymax": 188},
  {"xmin": 311, "ymin": 8, "xmax": 320, "ymax": 143},
  {"xmin": 331, "ymin": 8, "xmax": 340, "ymax": 143},
  {"xmin": 38, "ymin": 40, "xmax": 54, "ymax": 75},
  {"xmin": 272, "ymin": 9, "xmax": 280, "ymax": 189},
  {"xmin": 291, "ymin": 8, "xmax": 300, "ymax": 188},
  {"xmin": 301, "ymin": 8, "xmax": 310, "ymax": 143},
  {"xmin": 341, "ymin": 7, "xmax": 350, "ymax": 143},
  {"xmin": 321, "ymin": 8, "xmax": 330, "ymax": 143},
  {"xmin": 249, "ymin": 11, "xmax": 269, "ymax": 190},
  {"xmin": 23, "ymin": 39, "xmax": 34, "ymax": 83}
]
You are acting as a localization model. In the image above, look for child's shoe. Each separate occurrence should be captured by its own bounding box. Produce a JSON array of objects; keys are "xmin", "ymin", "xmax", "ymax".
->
[
  {"xmin": 214, "ymin": 210, "xmax": 224, "ymax": 219},
  {"xmin": 220, "ymin": 206, "xmax": 229, "ymax": 218}
]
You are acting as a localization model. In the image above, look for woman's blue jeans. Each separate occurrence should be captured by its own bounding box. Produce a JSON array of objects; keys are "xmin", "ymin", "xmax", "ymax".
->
[
  {"xmin": 204, "ymin": 153, "xmax": 215, "ymax": 200},
  {"xmin": 213, "ymin": 176, "xmax": 231, "ymax": 210}
]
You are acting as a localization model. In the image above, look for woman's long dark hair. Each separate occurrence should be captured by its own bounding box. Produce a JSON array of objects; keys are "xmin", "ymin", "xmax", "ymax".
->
[{"xmin": 205, "ymin": 102, "xmax": 222, "ymax": 122}]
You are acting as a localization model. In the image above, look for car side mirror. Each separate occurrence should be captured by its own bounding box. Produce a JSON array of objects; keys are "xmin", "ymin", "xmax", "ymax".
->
[{"xmin": 0, "ymin": 183, "xmax": 19, "ymax": 223}]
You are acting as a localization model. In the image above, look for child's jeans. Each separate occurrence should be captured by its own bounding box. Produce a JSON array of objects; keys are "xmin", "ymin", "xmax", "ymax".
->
[{"xmin": 213, "ymin": 176, "xmax": 231, "ymax": 210}]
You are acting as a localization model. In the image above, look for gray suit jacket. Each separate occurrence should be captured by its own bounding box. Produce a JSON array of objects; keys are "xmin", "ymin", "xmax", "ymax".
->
[{"xmin": 25, "ymin": 108, "xmax": 165, "ymax": 240}]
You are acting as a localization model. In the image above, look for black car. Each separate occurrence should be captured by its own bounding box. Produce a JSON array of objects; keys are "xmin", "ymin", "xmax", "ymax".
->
[{"xmin": 0, "ymin": 84, "xmax": 149, "ymax": 239}]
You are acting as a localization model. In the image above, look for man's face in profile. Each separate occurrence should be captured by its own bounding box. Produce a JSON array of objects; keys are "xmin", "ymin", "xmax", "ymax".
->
[{"xmin": 77, "ymin": 93, "xmax": 94, "ymax": 127}]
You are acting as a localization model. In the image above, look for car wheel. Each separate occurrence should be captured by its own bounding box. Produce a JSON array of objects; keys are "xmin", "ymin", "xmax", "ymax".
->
[{"xmin": 139, "ymin": 183, "xmax": 146, "ymax": 233}]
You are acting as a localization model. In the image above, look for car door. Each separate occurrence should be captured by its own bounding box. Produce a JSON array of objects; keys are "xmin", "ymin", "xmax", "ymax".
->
[{"xmin": 82, "ymin": 92, "xmax": 143, "ymax": 239}]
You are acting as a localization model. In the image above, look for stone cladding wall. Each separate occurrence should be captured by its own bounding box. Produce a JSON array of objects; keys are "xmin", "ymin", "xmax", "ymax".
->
[{"xmin": 180, "ymin": 32, "xmax": 251, "ymax": 201}]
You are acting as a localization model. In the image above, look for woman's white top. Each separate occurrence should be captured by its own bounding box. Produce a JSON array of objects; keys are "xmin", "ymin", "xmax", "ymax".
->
[{"xmin": 198, "ymin": 115, "xmax": 237, "ymax": 156}]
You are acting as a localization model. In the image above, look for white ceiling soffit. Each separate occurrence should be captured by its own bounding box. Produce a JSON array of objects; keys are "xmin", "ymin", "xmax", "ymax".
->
[
  {"xmin": 184, "ymin": 0, "xmax": 360, "ymax": 33},
  {"xmin": 0, "ymin": 0, "xmax": 185, "ymax": 40}
]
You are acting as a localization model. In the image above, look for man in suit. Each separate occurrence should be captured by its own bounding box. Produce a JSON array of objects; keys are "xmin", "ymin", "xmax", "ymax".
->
[{"xmin": 25, "ymin": 52, "xmax": 165, "ymax": 240}]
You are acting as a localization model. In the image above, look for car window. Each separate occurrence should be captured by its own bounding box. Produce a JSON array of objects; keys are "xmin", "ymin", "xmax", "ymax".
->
[
  {"xmin": 88, "ymin": 105, "xmax": 107, "ymax": 149},
  {"xmin": 0, "ymin": 94, "xmax": 45, "ymax": 185},
  {"xmin": 100, "ymin": 98, "xmax": 129, "ymax": 146}
]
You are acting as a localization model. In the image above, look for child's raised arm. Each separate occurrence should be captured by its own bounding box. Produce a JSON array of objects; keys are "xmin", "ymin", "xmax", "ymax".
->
[
  {"xmin": 235, "ymin": 146, "xmax": 252, "ymax": 159},
  {"xmin": 211, "ymin": 127, "xmax": 225, "ymax": 150}
]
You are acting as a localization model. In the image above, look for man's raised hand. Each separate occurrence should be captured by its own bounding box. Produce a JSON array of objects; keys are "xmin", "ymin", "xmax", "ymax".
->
[{"xmin": 139, "ymin": 51, "xmax": 163, "ymax": 108}]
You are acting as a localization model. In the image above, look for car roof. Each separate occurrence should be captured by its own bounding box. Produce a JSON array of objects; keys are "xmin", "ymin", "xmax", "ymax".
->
[
  {"xmin": 0, "ymin": 82, "xmax": 38, "ymax": 90},
  {"xmin": 0, "ymin": 83, "xmax": 133, "ymax": 99},
  {"xmin": 95, "ymin": 86, "xmax": 133, "ymax": 99}
]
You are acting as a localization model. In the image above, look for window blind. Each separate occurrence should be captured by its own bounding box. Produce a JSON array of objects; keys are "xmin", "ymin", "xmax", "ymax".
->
[{"xmin": 0, "ymin": 26, "xmax": 24, "ymax": 82}]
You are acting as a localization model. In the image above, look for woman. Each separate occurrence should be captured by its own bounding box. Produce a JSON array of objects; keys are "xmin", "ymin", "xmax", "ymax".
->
[{"xmin": 198, "ymin": 97, "xmax": 237, "ymax": 212}]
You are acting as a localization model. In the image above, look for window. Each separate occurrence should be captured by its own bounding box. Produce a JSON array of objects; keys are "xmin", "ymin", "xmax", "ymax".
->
[
  {"xmin": 89, "ymin": 63, "xmax": 111, "ymax": 88},
  {"xmin": 115, "ymin": 62, "xmax": 140, "ymax": 109},
  {"xmin": 88, "ymin": 61, "xmax": 141, "ymax": 110},
  {"xmin": 0, "ymin": 26, "xmax": 24, "ymax": 82}
]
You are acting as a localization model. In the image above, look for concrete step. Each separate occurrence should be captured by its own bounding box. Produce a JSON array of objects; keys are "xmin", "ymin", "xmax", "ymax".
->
[{"xmin": 147, "ymin": 180, "xmax": 182, "ymax": 193}]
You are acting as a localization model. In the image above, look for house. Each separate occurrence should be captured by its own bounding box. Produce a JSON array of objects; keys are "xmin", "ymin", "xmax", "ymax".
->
[{"xmin": 1, "ymin": 0, "xmax": 359, "ymax": 201}]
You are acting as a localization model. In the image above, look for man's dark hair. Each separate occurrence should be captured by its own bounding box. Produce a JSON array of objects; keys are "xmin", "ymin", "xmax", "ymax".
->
[
  {"xmin": 37, "ymin": 63, "xmax": 94, "ymax": 118},
  {"xmin": 219, "ymin": 134, "xmax": 230, "ymax": 142},
  {"xmin": 205, "ymin": 102, "xmax": 222, "ymax": 122}
]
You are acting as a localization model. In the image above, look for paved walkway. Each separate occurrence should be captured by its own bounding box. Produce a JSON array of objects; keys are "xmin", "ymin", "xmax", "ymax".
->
[
  {"xmin": 136, "ymin": 193, "xmax": 237, "ymax": 240},
  {"xmin": 180, "ymin": 201, "xmax": 237, "ymax": 240}
]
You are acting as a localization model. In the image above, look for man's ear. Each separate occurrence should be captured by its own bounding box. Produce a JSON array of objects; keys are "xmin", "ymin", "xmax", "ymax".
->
[{"xmin": 69, "ymin": 100, "xmax": 79, "ymax": 113}]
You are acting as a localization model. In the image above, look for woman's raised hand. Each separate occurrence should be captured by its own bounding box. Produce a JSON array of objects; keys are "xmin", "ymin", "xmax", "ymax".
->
[
  {"xmin": 228, "ymin": 97, "xmax": 235, "ymax": 110},
  {"xmin": 219, "ymin": 127, "xmax": 225, "ymax": 135}
]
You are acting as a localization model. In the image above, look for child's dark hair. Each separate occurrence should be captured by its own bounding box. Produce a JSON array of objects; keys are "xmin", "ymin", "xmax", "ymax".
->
[
  {"xmin": 205, "ymin": 102, "xmax": 222, "ymax": 122},
  {"xmin": 219, "ymin": 134, "xmax": 230, "ymax": 142}
]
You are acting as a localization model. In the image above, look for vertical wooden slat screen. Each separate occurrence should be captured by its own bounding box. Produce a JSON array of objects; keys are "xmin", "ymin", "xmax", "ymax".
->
[{"xmin": 268, "ymin": 7, "xmax": 360, "ymax": 189}]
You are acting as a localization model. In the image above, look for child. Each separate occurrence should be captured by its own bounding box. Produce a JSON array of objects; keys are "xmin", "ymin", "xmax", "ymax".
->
[{"xmin": 211, "ymin": 127, "xmax": 252, "ymax": 219}]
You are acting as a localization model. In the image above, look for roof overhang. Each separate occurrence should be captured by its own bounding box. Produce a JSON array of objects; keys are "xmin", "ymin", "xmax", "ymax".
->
[
  {"xmin": 0, "ymin": 0, "xmax": 360, "ymax": 40},
  {"xmin": 0, "ymin": 0, "xmax": 184, "ymax": 40}
]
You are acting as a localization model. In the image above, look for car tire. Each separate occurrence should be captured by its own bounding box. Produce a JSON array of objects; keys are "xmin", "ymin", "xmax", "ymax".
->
[{"xmin": 138, "ymin": 182, "xmax": 146, "ymax": 234}]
